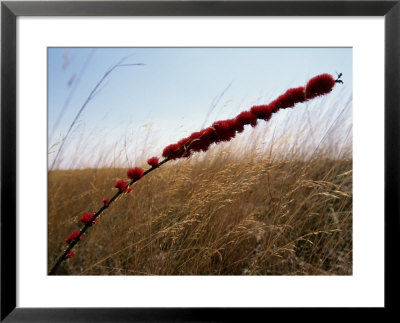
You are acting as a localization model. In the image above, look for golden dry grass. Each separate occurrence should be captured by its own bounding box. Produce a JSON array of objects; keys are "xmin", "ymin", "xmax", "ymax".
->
[{"xmin": 48, "ymin": 142, "xmax": 352, "ymax": 275}]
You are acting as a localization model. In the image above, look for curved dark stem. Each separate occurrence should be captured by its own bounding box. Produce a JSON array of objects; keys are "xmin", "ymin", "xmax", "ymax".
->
[{"xmin": 48, "ymin": 157, "xmax": 169, "ymax": 275}]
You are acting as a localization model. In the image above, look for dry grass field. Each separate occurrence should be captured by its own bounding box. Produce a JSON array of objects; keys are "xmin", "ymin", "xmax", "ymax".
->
[{"xmin": 48, "ymin": 119, "xmax": 352, "ymax": 275}]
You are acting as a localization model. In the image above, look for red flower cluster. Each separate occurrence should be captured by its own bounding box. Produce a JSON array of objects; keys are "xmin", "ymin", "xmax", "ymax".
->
[
  {"xmin": 127, "ymin": 167, "xmax": 144, "ymax": 181},
  {"xmin": 80, "ymin": 212, "xmax": 97, "ymax": 225},
  {"xmin": 102, "ymin": 198, "xmax": 110, "ymax": 207},
  {"xmin": 65, "ymin": 230, "xmax": 82, "ymax": 244},
  {"xmin": 67, "ymin": 251, "xmax": 74, "ymax": 258},
  {"xmin": 236, "ymin": 111, "xmax": 258, "ymax": 128},
  {"xmin": 250, "ymin": 105, "xmax": 272, "ymax": 121},
  {"xmin": 162, "ymin": 74, "xmax": 336, "ymax": 160},
  {"xmin": 305, "ymin": 73, "xmax": 335, "ymax": 99},
  {"xmin": 147, "ymin": 157, "xmax": 159, "ymax": 167},
  {"xmin": 114, "ymin": 179, "xmax": 128, "ymax": 192}
]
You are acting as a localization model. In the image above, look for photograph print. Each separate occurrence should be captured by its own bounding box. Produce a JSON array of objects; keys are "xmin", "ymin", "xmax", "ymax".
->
[{"xmin": 48, "ymin": 47, "xmax": 352, "ymax": 276}]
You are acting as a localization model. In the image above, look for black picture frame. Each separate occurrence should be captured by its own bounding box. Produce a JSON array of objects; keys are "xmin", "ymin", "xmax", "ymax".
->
[{"xmin": 1, "ymin": 0, "xmax": 399, "ymax": 321}]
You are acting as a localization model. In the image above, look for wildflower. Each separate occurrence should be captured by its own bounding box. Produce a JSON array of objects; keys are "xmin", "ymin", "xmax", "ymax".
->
[
  {"xmin": 127, "ymin": 187, "xmax": 133, "ymax": 193},
  {"xmin": 127, "ymin": 167, "xmax": 144, "ymax": 181},
  {"xmin": 227, "ymin": 118, "xmax": 243, "ymax": 134},
  {"xmin": 231, "ymin": 119, "xmax": 245, "ymax": 133},
  {"xmin": 102, "ymin": 198, "xmax": 110, "ymax": 207},
  {"xmin": 114, "ymin": 179, "xmax": 128, "ymax": 192},
  {"xmin": 305, "ymin": 73, "xmax": 335, "ymax": 99},
  {"xmin": 80, "ymin": 212, "xmax": 97, "ymax": 224},
  {"xmin": 160, "ymin": 73, "xmax": 337, "ymax": 162},
  {"xmin": 162, "ymin": 143, "xmax": 185, "ymax": 159},
  {"xmin": 177, "ymin": 138, "xmax": 192, "ymax": 157},
  {"xmin": 147, "ymin": 157, "xmax": 159, "ymax": 167},
  {"xmin": 235, "ymin": 111, "xmax": 258, "ymax": 127},
  {"xmin": 250, "ymin": 105, "xmax": 273, "ymax": 121},
  {"xmin": 200, "ymin": 127, "xmax": 217, "ymax": 145},
  {"xmin": 65, "ymin": 230, "xmax": 81, "ymax": 244},
  {"xmin": 268, "ymin": 99, "xmax": 282, "ymax": 113},
  {"xmin": 285, "ymin": 87, "xmax": 306, "ymax": 104},
  {"xmin": 186, "ymin": 131, "xmax": 201, "ymax": 148},
  {"xmin": 276, "ymin": 92, "xmax": 295, "ymax": 108},
  {"xmin": 212, "ymin": 120, "xmax": 236, "ymax": 142},
  {"xmin": 193, "ymin": 128, "xmax": 214, "ymax": 152},
  {"xmin": 67, "ymin": 251, "xmax": 74, "ymax": 258},
  {"xmin": 187, "ymin": 131, "xmax": 208, "ymax": 152}
]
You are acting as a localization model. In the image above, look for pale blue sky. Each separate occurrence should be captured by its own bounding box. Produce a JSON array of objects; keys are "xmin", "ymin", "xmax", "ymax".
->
[{"xmin": 48, "ymin": 47, "xmax": 352, "ymax": 169}]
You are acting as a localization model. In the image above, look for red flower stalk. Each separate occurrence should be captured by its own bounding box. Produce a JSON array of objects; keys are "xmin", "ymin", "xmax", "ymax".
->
[
  {"xmin": 232, "ymin": 120, "xmax": 245, "ymax": 133},
  {"xmin": 268, "ymin": 99, "xmax": 282, "ymax": 113},
  {"xmin": 127, "ymin": 167, "xmax": 144, "ymax": 181},
  {"xmin": 250, "ymin": 105, "xmax": 273, "ymax": 121},
  {"xmin": 305, "ymin": 73, "xmax": 335, "ymax": 99},
  {"xmin": 227, "ymin": 118, "xmax": 243, "ymax": 134},
  {"xmin": 65, "ymin": 230, "xmax": 82, "ymax": 244},
  {"xmin": 161, "ymin": 73, "xmax": 337, "ymax": 161},
  {"xmin": 147, "ymin": 157, "xmax": 159, "ymax": 166},
  {"xmin": 80, "ymin": 212, "xmax": 97, "ymax": 225},
  {"xmin": 190, "ymin": 129, "xmax": 214, "ymax": 152},
  {"xmin": 236, "ymin": 111, "xmax": 258, "ymax": 128},
  {"xmin": 162, "ymin": 143, "xmax": 185, "ymax": 160},
  {"xmin": 185, "ymin": 132, "xmax": 201, "ymax": 151},
  {"xmin": 177, "ymin": 138, "xmax": 192, "ymax": 157},
  {"xmin": 67, "ymin": 251, "xmax": 74, "ymax": 258},
  {"xmin": 274, "ymin": 86, "xmax": 306, "ymax": 109},
  {"xmin": 102, "ymin": 198, "xmax": 110, "ymax": 207},
  {"xmin": 186, "ymin": 131, "xmax": 212, "ymax": 152},
  {"xmin": 212, "ymin": 120, "xmax": 236, "ymax": 143},
  {"xmin": 284, "ymin": 87, "xmax": 306, "ymax": 104},
  {"xmin": 114, "ymin": 179, "xmax": 128, "ymax": 192},
  {"xmin": 275, "ymin": 93, "xmax": 295, "ymax": 108},
  {"xmin": 199, "ymin": 127, "xmax": 217, "ymax": 146}
]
